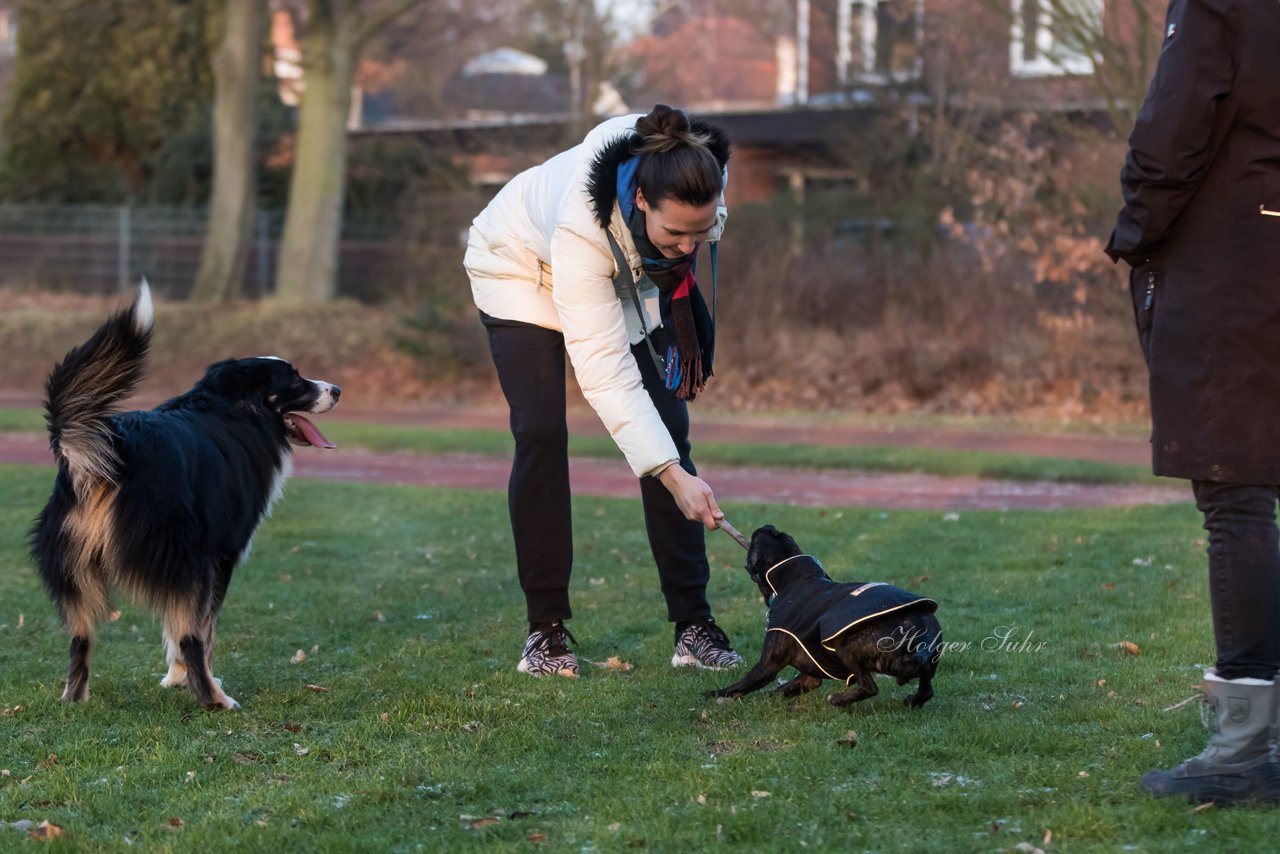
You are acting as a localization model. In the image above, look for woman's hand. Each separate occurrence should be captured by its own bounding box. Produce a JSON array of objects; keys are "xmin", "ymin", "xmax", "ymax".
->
[{"xmin": 657, "ymin": 464, "xmax": 724, "ymax": 529}]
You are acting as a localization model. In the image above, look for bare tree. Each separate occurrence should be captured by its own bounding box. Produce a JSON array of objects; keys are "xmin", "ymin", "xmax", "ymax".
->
[
  {"xmin": 985, "ymin": 0, "xmax": 1164, "ymax": 131},
  {"xmin": 520, "ymin": 0, "xmax": 618, "ymax": 135},
  {"xmin": 191, "ymin": 0, "xmax": 266, "ymax": 303},
  {"xmin": 274, "ymin": 0, "xmax": 425, "ymax": 305},
  {"xmin": 1057, "ymin": 0, "xmax": 1162, "ymax": 131}
]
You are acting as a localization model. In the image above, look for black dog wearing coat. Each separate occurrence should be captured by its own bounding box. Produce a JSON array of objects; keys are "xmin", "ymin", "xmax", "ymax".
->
[
  {"xmin": 30, "ymin": 284, "xmax": 340, "ymax": 709},
  {"xmin": 708, "ymin": 525, "xmax": 941, "ymax": 708}
]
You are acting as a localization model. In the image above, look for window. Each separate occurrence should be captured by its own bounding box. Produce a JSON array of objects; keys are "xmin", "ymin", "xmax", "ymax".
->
[
  {"xmin": 837, "ymin": 0, "xmax": 923, "ymax": 85},
  {"xmin": 1010, "ymin": 0, "xmax": 1103, "ymax": 77},
  {"xmin": 0, "ymin": 10, "xmax": 16, "ymax": 58}
]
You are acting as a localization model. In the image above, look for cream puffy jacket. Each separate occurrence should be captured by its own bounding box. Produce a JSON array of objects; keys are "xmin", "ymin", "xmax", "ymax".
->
[{"xmin": 464, "ymin": 113, "xmax": 729, "ymax": 478}]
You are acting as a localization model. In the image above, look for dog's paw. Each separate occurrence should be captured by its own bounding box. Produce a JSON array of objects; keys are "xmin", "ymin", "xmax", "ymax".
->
[
  {"xmin": 159, "ymin": 666, "xmax": 188, "ymax": 689},
  {"xmin": 210, "ymin": 693, "xmax": 240, "ymax": 711}
]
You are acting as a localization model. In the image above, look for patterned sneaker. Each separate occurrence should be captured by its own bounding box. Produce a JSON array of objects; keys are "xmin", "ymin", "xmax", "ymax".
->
[
  {"xmin": 517, "ymin": 622, "xmax": 580, "ymax": 678},
  {"xmin": 672, "ymin": 617, "xmax": 743, "ymax": 670}
]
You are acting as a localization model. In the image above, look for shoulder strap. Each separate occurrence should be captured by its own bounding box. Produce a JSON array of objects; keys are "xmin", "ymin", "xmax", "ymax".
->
[
  {"xmin": 605, "ymin": 230, "xmax": 667, "ymax": 380},
  {"xmin": 709, "ymin": 240, "xmax": 717, "ymax": 335}
]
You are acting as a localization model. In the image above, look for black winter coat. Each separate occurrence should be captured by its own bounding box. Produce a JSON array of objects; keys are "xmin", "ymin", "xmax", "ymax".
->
[
  {"xmin": 1107, "ymin": 0, "xmax": 1280, "ymax": 483},
  {"xmin": 763, "ymin": 556, "xmax": 936, "ymax": 685}
]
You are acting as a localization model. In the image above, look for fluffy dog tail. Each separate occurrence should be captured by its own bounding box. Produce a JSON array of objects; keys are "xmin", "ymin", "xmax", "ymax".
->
[{"xmin": 44, "ymin": 282, "xmax": 153, "ymax": 486}]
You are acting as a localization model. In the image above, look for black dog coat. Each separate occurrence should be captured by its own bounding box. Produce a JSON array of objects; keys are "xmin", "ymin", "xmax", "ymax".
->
[{"xmin": 762, "ymin": 554, "xmax": 937, "ymax": 685}]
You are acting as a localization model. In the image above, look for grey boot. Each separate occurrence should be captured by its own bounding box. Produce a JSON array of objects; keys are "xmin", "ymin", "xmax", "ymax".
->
[{"xmin": 1141, "ymin": 671, "xmax": 1280, "ymax": 804}]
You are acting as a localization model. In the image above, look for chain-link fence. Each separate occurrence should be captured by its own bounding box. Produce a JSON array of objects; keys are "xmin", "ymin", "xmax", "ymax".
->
[{"xmin": 0, "ymin": 204, "xmax": 400, "ymax": 301}]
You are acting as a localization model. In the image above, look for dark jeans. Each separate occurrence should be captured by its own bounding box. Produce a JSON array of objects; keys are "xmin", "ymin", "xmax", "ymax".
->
[
  {"xmin": 1192, "ymin": 480, "xmax": 1280, "ymax": 681},
  {"xmin": 482, "ymin": 312, "xmax": 711, "ymax": 626}
]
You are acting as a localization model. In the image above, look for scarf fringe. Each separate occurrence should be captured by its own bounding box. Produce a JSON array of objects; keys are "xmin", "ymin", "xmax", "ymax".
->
[{"xmin": 665, "ymin": 344, "xmax": 708, "ymax": 401}]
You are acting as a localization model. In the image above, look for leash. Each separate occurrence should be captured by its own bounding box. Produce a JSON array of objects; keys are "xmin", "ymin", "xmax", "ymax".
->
[{"xmin": 718, "ymin": 518, "xmax": 750, "ymax": 550}]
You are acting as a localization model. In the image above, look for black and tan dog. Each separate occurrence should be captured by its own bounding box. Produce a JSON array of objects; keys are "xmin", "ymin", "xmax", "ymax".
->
[
  {"xmin": 708, "ymin": 525, "xmax": 941, "ymax": 708},
  {"xmin": 30, "ymin": 283, "xmax": 340, "ymax": 709}
]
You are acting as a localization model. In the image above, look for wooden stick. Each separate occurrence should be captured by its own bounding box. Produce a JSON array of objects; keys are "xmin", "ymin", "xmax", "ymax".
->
[
  {"xmin": 718, "ymin": 519, "xmax": 750, "ymax": 550},
  {"xmin": 1162, "ymin": 693, "xmax": 1201, "ymax": 713}
]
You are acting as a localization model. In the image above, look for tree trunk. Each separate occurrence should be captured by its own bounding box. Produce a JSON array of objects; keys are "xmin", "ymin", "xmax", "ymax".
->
[
  {"xmin": 190, "ymin": 0, "xmax": 264, "ymax": 303},
  {"xmin": 274, "ymin": 1, "xmax": 359, "ymax": 305}
]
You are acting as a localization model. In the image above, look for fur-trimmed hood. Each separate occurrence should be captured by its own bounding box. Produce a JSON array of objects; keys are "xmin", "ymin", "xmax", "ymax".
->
[{"xmin": 585, "ymin": 118, "xmax": 731, "ymax": 229}]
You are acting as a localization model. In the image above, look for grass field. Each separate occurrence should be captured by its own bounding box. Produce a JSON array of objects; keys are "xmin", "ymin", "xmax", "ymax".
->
[
  {"xmin": 0, "ymin": 407, "xmax": 1158, "ymax": 486},
  {"xmin": 3, "ymin": 461, "xmax": 1279, "ymax": 851}
]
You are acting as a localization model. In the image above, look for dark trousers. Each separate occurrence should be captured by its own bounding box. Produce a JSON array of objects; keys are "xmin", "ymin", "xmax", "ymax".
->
[
  {"xmin": 482, "ymin": 312, "xmax": 712, "ymax": 625},
  {"xmin": 1192, "ymin": 481, "xmax": 1280, "ymax": 680}
]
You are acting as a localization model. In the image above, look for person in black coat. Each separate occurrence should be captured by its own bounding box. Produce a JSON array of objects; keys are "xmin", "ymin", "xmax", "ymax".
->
[{"xmin": 1107, "ymin": 0, "xmax": 1280, "ymax": 805}]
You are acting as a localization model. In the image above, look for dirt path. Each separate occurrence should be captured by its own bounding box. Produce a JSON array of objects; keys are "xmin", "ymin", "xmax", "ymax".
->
[
  {"xmin": 332, "ymin": 403, "xmax": 1156, "ymax": 467},
  {"xmin": 0, "ymin": 431, "xmax": 1185, "ymax": 511}
]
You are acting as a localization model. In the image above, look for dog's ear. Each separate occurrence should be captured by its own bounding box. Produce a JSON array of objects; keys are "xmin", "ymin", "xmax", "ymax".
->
[
  {"xmin": 753, "ymin": 524, "xmax": 779, "ymax": 538},
  {"xmin": 772, "ymin": 528, "xmax": 802, "ymax": 556},
  {"xmin": 198, "ymin": 359, "xmax": 272, "ymax": 402},
  {"xmin": 750, "ymin": 525, "xmax": 801, "ymax": 556}
]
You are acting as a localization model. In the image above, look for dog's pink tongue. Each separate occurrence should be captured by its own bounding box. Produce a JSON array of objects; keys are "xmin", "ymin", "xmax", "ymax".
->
[{"xmin": 292, "ymin": 414, "xmax": 336, "ymax": 449}]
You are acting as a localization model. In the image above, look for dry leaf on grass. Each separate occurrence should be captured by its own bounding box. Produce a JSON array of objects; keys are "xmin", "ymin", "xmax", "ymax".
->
[
  {"xmin": 233, "ymin": 752, "xmax": 260, "ymax": 764},
  {"xmin": 166, "ymin": 817, "xmax": 184, "ymax": 829},
  {"xmin": 293, "ymin": 743, "xmax": 310, "ymax": 756},
  {"xmin": 36, "ymin": 753, "xmax": 57, "ymax": 770},
  {"xmin": 751, "ymin": 791, "xmax": 771, "ymax": 798},
  {"xmin": 460, "ymin": 815, "xmax": 501, "ymax": 830},
  {"xmin": 594, "ymin": 656, "xmax": 634, "ymax": 672},
  {"xmin": 304, "ymin": 684, "xmax": 328, "ymax": 693},
  {"xmin": 290, "ymin": 649, "xmax": 307, "ymax": 664},
  {"xmin": 282, "ymin": 722, "xmax": 302, "ymax": 733},
  {"xmin": 527, "ymin": 831, "xmax": 548, "ymax": 843},
  {"xmin": 835, "ymin": 730, "xmax": 859, "ymax": 748},
  {"xmin": 1116, "ymin": 641, "xmax": 1141, "ymax": 656},
  {"xmin": 28, "ymin": 820, "xmax": 65, "ymax": 841}
]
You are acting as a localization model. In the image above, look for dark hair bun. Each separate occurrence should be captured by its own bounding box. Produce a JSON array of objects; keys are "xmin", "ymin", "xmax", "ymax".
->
[
  {"xmin": 632, "ymin": 104, "xmax": 723, "ymax": 208},
  {"xmin": 635, "ymin": 104, "xmax": 692, "ymax": 155}
]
